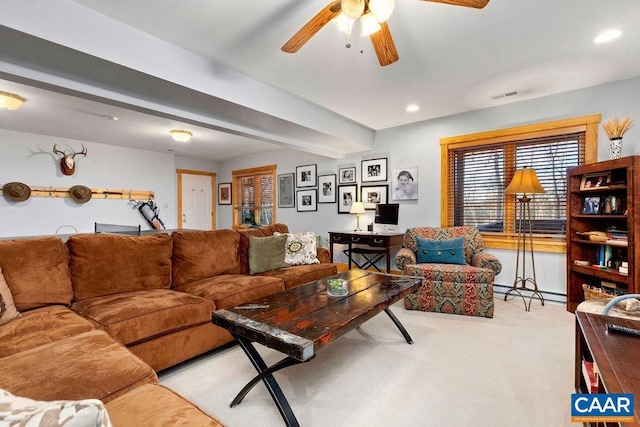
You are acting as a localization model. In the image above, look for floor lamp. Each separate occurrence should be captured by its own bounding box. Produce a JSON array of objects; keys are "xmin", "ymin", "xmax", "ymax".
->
[{"xmin": 504, "ymin": 167, "xmax": 546, "ymax": 311}]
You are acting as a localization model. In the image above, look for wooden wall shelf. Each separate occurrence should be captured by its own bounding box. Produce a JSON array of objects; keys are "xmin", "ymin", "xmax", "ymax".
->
[{"xmin": 1, "ymin": 185, "xmax": 154, "ymax": 200}]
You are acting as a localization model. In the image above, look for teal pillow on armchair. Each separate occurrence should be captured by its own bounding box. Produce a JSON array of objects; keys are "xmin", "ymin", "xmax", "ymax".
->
[{"xmin": 416, "ymin": 236, "xmax": 466, "ymax": 265}]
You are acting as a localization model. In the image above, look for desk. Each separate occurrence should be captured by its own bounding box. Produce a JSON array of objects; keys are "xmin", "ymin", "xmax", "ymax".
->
[{"xmin": 329, "ymin": 231, "xmax": 404, "ymax": 273}]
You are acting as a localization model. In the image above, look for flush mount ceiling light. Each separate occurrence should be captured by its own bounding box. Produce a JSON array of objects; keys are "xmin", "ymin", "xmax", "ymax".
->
[
  {"xmin": 406, "ymin": 104, "xmax": 419, "ymax": 112},
  {"xmin": 594, "ymin": 29, "xmax": 621, "ymax": 44},
  {"xmin": 0, "ymin": 91, "xmax": 26, "ymax": 110},
  {"xmin": 169, "ymin": 130, "xmax": 193, "ymax": 143}
]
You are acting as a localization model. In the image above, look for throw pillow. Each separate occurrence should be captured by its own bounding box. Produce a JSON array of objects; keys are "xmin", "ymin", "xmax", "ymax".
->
[
  {"xmin": 416, "ymin": 236, "xmax": 466, "ymax": 265},
  {"xmin": 0, "ymin": 388, "xmax": 112, "ymax": 427},
  {"xmin": 274, "ymin": 231, "xmax": 320, "ymax": 266},
  {"xmin": 0, "ymin": 266, "xmax": 21, "ymax": 326},
  {"xmin": 248, "ymin": 234, "xmax": 289, "ymax": 275}
]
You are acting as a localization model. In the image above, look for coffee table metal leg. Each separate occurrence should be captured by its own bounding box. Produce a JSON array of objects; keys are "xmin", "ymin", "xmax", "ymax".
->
[
  {"xmin": 231, "ymin": 334, "xmax": 302, "ymax": 427},
  {"xmin": 384, "ymin": 308, "xmax": 414, "ymax": 344}
]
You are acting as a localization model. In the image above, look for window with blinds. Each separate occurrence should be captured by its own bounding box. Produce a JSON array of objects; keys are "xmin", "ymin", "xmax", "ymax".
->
[
  {"xmin": 449, "ymin": 134, "xmax": 584, "ymax": 235},
  {"xmin": 232, "ymin": 165, "xmax": 276, "ymax": 227},
  {"xmin": 440, "ymin": 114, "xmax": 600, "ymax": 252}
]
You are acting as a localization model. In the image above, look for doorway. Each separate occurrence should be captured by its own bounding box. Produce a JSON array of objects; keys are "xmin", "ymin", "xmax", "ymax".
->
[{"xmin": 177, "ymin": 169, "xmax": 216, "ymax": 230}]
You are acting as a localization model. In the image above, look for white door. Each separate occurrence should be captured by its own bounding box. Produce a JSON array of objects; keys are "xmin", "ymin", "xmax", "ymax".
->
[{"xmin": 181, "ymin": 173, "xmax": 213, "ymax": 230}]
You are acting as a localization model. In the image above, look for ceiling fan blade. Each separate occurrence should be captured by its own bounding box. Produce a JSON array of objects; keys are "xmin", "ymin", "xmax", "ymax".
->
[
  {"xmin": 422, "ymin": 0, "xmax": 489, "ymax": 9},
  {"xmin": 369, "ymin": 22, "xmax": 399, "ymax": 66},
  {"xmin": 282, "ymin": 1, "xmax": 342, "ymax": 53}
]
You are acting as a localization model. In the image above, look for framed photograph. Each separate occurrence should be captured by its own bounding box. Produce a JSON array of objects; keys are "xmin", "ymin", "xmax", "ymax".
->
[
  {"xmin": 218, "ymin": 183, "xmax": 232, "ymax": 205},
  {"xmin": 278, "ymin": 173, "xmax": 295, "ymax": 208},
  {"xmin": 296, "ymin": 164, "xmax": 317, "ymax": 188},
  {"xmin": 338, "ymin": 166, "xmax": 357, "ymax": 184},
  {"xmin": 580, "ymin": 172, "xmax": 611, "ymax": 190},
  {"xmin": 296, "ymin": 189, "xmax": 317, "ymax": 212},
  {"xmin": 361, "ymin": 185, "xmax": 389, "ymax": 210},
  {"xmin": 582, "ymin": 196, "xmax": 603, "ymax": 215},
  {"xmin": 338, "ymin": 184, "xmax": 358, "ymax": 214},
  {"xmin": 318, "ymin": 174, "xmax": 337, "ymax": 203},
  {"xmin": 361, "ymin": 158, "xmax": 388, "ymax": 182},
  {"xmin": 392, "ymin": 167, "xmax": 418, "ymax": 200}
]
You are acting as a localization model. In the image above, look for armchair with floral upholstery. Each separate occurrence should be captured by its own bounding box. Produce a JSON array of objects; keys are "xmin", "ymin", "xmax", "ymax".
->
[{"xmin": 395, "ymin": 226, "xmax": 502, "ymax": 318}]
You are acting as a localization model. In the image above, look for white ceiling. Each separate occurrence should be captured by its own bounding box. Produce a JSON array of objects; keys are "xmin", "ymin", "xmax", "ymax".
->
[{"xmin": 1, "ymin": 0, "xmax": 640, "ymax": 161}]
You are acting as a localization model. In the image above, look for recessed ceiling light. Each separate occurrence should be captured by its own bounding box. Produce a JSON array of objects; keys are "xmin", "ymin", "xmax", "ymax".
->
[
  {"xmin": 594, "ymin": 30, "xmax": 621, "ymax": 44},
  {"xmin": 406, "ymin": 104, "xmax": 419, "ymax": 112},
  {"xmin": 102, "ymin": 115, "xmax": 118, "ymax": 121}
]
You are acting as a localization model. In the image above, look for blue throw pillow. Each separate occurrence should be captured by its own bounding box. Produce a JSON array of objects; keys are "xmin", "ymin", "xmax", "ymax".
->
[{"xmin": 416, "ymin": 236, "xmax": 466, "ymax": 265}]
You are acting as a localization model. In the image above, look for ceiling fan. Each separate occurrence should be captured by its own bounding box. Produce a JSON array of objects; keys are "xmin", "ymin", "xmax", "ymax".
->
[{"xmin": 281, "ymin": 0, "xmax": 489, "ymax": 67}]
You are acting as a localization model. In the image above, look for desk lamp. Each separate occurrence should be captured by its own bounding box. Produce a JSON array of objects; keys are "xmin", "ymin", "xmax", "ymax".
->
[{"xmin": 350, "ymin": 202, "xmax": 366, "ymax": 231}]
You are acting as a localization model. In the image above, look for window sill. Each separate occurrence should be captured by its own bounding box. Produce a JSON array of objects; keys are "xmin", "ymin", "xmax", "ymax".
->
[{"xmin": 482, "ymin": 233, "xmax": 566, "ymax": 254}]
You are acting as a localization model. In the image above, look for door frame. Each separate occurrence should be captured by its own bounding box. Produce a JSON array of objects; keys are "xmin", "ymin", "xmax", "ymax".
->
[{"xmin": 177, "ymin": 169, "xmax": 217, "ymax": 230}]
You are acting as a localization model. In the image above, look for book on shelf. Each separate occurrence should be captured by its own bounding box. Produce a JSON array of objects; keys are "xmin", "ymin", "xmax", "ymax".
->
[{"xmin": 581, "ymin": 360, "xmax": 599, "ymax": 393}]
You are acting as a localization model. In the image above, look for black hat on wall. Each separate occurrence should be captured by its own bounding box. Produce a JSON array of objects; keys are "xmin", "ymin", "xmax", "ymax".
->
[
  {"xmin": 69, "ymin": 185, "xmax": 92, "ymax": 204},
  {"xmin": 2, "ymin": 182, "xmax": 31, "ymax": 202}
]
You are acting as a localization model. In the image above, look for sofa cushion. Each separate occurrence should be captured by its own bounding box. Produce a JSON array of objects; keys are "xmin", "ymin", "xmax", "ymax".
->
[
  {"xmin": 67, "ymin": 233, "xmax": 172, "ymax": 301},
  {"xmin": 0, "ymin": 267, "xmax": 21, "ymax": 326},
  {"xmin": 258, "ymin": 263, "xmax": 338, "ymax": 289},
  {"xmin": 0, "ymin": 305, "xmax": 96, "ymax": 359},
  {"xmin": 0, "ymin": 330, "xmax": 157, "ymax": 403},
  {"xmin": 416, "ymin": 236, "xmax": 466, "ymax": 265},
  {"xmin": 174, "ymin": 274, "xmax": 284, "ymax": 310},
  {"xmin": 248, "ymin": 234, "xmax": 288, "ymax": 275},
  {"xmin": 105, "ymin": 384, "xmax": 222, "ymax": 427},
  {"xmin": 0, "ymin": 236, "xmax": 73, "ymax": 311},
  {"xmin": 237, "ymin": 224, "xmax": 290, "ymax": 275},
  {"xmin": 172, "ymin": 229, "xmax": 243, "ymax": 287},
  {"xmin": 275, "ymin": 231, "xmax": 320, "ymax": 266},
  {"xmin": 71, "ymin": 289, "xmax": 215, "ymax": 346},
  {"xmin": 404, "ymin": 263, "xmax": 495, "ymax": 284},
  {"xmin": 0, "ymin": 388, "xmax": 112, "ymax": 427}
]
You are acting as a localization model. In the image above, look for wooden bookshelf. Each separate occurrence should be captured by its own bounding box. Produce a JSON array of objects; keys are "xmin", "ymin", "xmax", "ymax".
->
[{"xmin": 566, "ymin": 157, "xmax": 639, "ymax": 312}]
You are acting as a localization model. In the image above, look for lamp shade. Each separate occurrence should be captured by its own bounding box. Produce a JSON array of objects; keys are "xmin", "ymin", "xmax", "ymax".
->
[
  {"xmin": 349, "ymin": 201, "xmax": 366, "ymax": 214},
  {"xmin": 0, "ymin": 91, "xmax": 26, "ymax": 110},
  {"xmin": 504, "ymin": 167, "xmax": 546, "ymax": 195}
]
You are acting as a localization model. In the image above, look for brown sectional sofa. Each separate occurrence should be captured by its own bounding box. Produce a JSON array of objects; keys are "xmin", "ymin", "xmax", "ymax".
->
[{"xmin": 0, "ymin": 224, "xmax": 336, "ymax": 425}]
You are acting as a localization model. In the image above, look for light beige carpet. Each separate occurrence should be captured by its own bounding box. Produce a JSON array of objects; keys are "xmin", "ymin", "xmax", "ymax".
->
[{"xmin": 159, "ymin": 297, "xmax": 576, "ymax": 427}]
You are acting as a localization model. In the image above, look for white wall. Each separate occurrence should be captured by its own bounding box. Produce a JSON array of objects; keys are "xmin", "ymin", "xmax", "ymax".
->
[
  {"xmin": 2, "ymin": 77, "xmax": 639, "ymax": 295},
  {"xmin": 0, "ymin": 129, "xmax": 186, "ymax": 237},
  {"xmin": 215, "ymin": 76, "xmax": 640, "ymax": 296}
]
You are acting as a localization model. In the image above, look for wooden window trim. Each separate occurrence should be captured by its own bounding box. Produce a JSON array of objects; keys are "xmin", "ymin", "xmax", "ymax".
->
[
  {"xmin": 440, "ymin": 114, "xmax": 601, "ymax": 253},
  {"xmin": 231, "ymin": 164, "xmax": 277, "ymax": 228}
]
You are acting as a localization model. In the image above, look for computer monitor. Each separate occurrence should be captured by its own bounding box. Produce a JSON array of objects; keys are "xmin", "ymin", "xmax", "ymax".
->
[{"xmin": 374, "ymin": 203, "xmax": 399, "ymax": 225}]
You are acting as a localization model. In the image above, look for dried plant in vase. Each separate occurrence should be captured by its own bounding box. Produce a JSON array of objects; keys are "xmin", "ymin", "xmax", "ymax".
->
[
  {"xmin": 602, "ymin": 117, "xmax": 633, "ymax": 140},
  {"xmin": 602, "ymin": 117, "xmax": 633, "ymax": 159}
]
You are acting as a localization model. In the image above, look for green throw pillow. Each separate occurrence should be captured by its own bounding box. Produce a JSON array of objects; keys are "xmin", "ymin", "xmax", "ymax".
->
[
  {"xmin": 248, "ymin": 234, "xmax": 289, "ymax": 275},
  {"xmin": 416, "ymin": 236, "xmax": 466, "ymax": 265}
]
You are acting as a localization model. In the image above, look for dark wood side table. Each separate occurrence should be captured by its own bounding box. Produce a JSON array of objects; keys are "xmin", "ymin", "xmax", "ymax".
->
[
  {"xmin": 329, "ymin": 231, "xmax": 404, "ymax": 273},
  {"xmin": 575, "ymin": 311, "xmax": 640, "ymax": 425}
]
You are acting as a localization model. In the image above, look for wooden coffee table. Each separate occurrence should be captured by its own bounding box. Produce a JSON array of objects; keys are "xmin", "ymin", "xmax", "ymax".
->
[{"xmin": 212, "ymin": 269, "xmax": 423, "ymax": 427}]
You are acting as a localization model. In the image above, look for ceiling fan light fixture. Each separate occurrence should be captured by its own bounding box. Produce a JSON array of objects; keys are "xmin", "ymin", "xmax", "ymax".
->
[
  {"xmin": 333, "ymin": 12, "xmax": 355, "ymax": 35},
  {"xmin": 369, "ymin": 0, "xmax": 395, "ymax": 23},
  {"xmin": 360, "ymin": 12, "xmax": 381, "ymax": 37},
  {"xmin": 341, "ymin": 0, "xmax": 365, "ymax": 20},
  {"xmin": 0, "ymin": 91, "xmax": 26, "ymax": 111},
  {"xmin": 169, "ymin": 130, "xmax": 193, "ymax": 143}
]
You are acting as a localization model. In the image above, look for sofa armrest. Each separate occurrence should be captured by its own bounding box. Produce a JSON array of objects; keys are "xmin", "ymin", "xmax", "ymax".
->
[
  {"xmin": 395, "ymin": 248, "xmax": 416, "ymax": 272},
  {"xmin": 472, "ymin": 251, "xmax": 502, "ymax": 275},
  {"xmin": 317, "ymin": 247, "xmax": 331, "ymax": 264}
]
